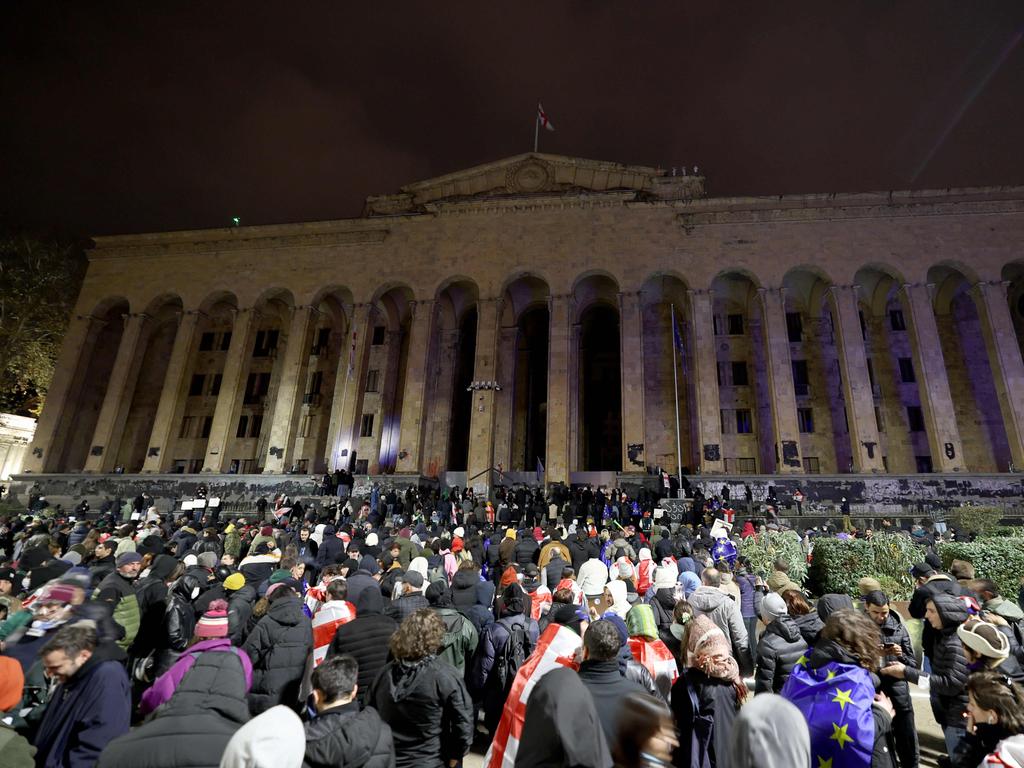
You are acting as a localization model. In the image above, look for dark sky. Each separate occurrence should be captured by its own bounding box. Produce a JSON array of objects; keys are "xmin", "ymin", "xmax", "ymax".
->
[{"xmin": 2, "ymin": 2, "xmax": 1023, "ymax": 236}]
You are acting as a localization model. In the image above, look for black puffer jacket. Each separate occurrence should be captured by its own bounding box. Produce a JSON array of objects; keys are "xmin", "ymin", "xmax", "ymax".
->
[
  {"xmin": 329, "ymin": 588, "xmax": 398, "ymax": 707},
  {"xmin": 512, "ymin": 533, "xmax": 539, "ymax": 568},
  {"xmin": 877, "ymin": 610, "xmax": 917, "ymax": 711},
  {"xmin": 792, "ymin": 611, "xmax": 824, "ymax": 646},
  {"xmin": 755, "ymin": 614, "xmax": 806, "ymax": 693},
  {"xmin": 97, "ymin": 648, "xmax": 249, "ymax": 768},
  {"xmin": 905, "ymin": 593, "xmax": 968, "ymax": 728},
  {"xmin": 242, "ymin": 594, "xmax": 313, "ymax": 714},
  {"xmin": 227, "ymin": 584, "xmax": 256, "ymax": 645},
  {"xmin": 909, "ymin": 572, "xmax": 967, "ymax": 659},
  {"xmin": 302, "ymin": 701, "xmax": 394, "ymax": 768},
  {"xmin": 155, "ymin": 574, "xmax": 203, "ymax": 676},
  {"xmin": 368, "ymin": 656, "xmax": 474, "ymax": 768}
]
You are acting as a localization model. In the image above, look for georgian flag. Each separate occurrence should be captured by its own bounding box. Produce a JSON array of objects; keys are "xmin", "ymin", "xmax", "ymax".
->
[
  {"xmin": 628, "ymin": 637, "xmax": 679, "ymax": 690},
  {"xmin": 311, "ymin": 600, "xmax": 356, "ymax": 666},
  {"xmin": 484, "ymin": 623, "xmax": 582, "ymax": 768},
  {"xmin": 537, "ymin": 102, "xmax": 555, "ymax": 131}
]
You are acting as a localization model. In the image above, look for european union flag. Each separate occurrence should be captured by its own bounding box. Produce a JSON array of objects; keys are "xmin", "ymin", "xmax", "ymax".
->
[{"xmin": 781, "ymin": 653, "xmax": 876, "ymax": 768}]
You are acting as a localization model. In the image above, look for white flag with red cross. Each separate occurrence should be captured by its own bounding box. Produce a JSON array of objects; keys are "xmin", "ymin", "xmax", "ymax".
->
[
  {"xmin": 537, "ymin": 102, "xmax": 555, "ymax": 131},
  {"xmin": 483, "ymin": 622, "xmax": 582, "ymax": 768}
]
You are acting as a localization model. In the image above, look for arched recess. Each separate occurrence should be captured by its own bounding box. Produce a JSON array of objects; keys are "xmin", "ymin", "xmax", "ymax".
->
[
  {"xmin": 574, "ymin": 273, "xmax": 622, "ymax": 471},
  {"xmin": 853, "ymin": 265, "xmax": 921, "ymax": 473},
  {"xmin": 1003, "ymin": 262, "xmax": 1024, "ymax": 364},
  {"xmin": 782, "ymin": 268, "xmax": 844, "ymax": 474},
  {"xmin": 502, "ymin": 275, "xmax": 551, "ymax": 472},
  {"xmin": 361, "ymin": 285, "xmax": 414, "ymax": 474},
  {"xmin": 168, "ymin": 292, "xmax": 238, "ymax": 473},
  {"xmin": 639, "ymin": 274, "xmax": 692, "ymax": 474},
  {"xmin": 291, "ymin": 287, "xmax": 351, "ymax": 475},
  {"xmin": 423, "ymin": 280, "xmax": 478, "ymax": 475},
  {"xmin": 708, "ymin": 272, "xmax": 763, "ymax": 474},
  {"xmin": 928, "ymin": 264, "xmax": 1010, "ymax": 471},
  {"xmin": 54, "ymin": 298, "xmax": 130, "ymax": 471},
  {"xmin": 115, "ymin": 295, "xmax": 184, "ymax": 472}
]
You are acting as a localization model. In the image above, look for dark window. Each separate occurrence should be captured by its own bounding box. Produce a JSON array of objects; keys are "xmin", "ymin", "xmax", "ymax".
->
[
  {"xmin": 199, "ymin": 332, "xmax": 215, "ymax": 351},
  {"xmin": 365, "ymin": 369, "xmax": 380, "ymax": 393},
  {"xmin": 803, "ymin": 456, "xmax": 821, "ymax": 474},
  {"xmin": 727, "ymin": 314, "xmax": 744, "ymax": 335},
  {"xmin": 189, "ymin": 374, "xmax": 205, "ymax": 396},
  {"xmin": 867, "ymin": 358, "xmax": 876, "ymax": 388},
  {"xmin": 201, "ymin": 416, "xmax": 213, "ymax": 438},
  {"xmin": 735, "ymin": 409, "xmax": 753, "ymax": 434},
  {"xmin": 792, "ymin": 359, "xmax": 809, "ymax": 396},
  {"xmin": 1017, "ymin": 295, "xmax": 1024, "ymax": 318},
  {"xmin": 250, "ymin": 414, "xmax": 263, "ymax": 438},
  {"xmin": 890, "ymin": 309, "xmax": 906, "ymax": 331},
  {"xmin": 220, "ymin": 331, "xmax": 232, "ymax": 351},
  {"xmin": 243, "ymin": 372, "xmax": 271, "ymax": 404},
  {"xmin": 209, "ymin": 373, "xmax": 222, "ymax": 396},
  {"xmin": 253, "ymin": 329, "xmax": 279, "ymax": 357},
  {"xmin": 371, "ymin": 326, "xmax": 386, "ymax": 345},
  {"xmin": 898, "ymin": 357, "xmax": 916, "ymax": 383},
  {"xmin": 907, "ymin": 405, "xmax": 925, "ymax": 432},
  {"xmin": 786, "ymin": 312, "xmax": 803, "ymax": 342},
  {"xmin": 312, "ymin": 327, "xmax": 331, "ymax": 354},
  {"xmin": 309, "ymin": 370, "xmax": 323, "ymax": 395},
  {"xmin": 858, "ymin": 310, "xmax": 867, "ymax": 340},
  {"xmin": 736, "ymin": 457, "xmax": 756, "ymax": 474},
  {"xmin": 798, "ymin": 407, "xmax": 815, "ymax": 433},
  {"xmin": 716, "ymin": 362, "xmax": 726, "ymax": 386},
  {"xmin": 731, "ymin": 361, "xmax": 748, "ymax": 386},
  {"xmin": 354, "ymin": 459, "xmax": 369, "ymax": 474},
  {"xmin": 236, "ymin": 415, "xmax": 249, "ymax": 438},
  {"xmin": 916, "ymin": 455, "xmax": 934, "ymax": 473},
  {"xmin": 360, "ymin": 413, "xmax": 374, "ymax": 437}
]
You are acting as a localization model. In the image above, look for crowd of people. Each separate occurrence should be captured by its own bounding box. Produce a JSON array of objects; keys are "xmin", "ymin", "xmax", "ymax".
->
[{"xmin": 1, "ymin": 482, "xmax": 1024, "ymax": 768}]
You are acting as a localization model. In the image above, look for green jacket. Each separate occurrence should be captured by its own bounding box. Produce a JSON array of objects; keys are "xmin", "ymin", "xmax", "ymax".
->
[
  {"xmin": 223, "ymin": 530, "xmax": 242, "ymax": 559},
  {"xmin": 987, "ymin": 596, "xmax": 1024, "ymax": 622},
  {"xmin": 433, "ymin": 607, "xmax": 478, "ymax": 675},
  {"xmin": 0, "ymin": 723, "xmax": 35, "ymax": 768},
  {"xmin": 95, "ymin": 571, "xmax": 140, "ymax": 650}
]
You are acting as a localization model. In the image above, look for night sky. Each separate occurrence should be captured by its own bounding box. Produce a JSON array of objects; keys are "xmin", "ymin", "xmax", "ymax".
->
[{"xmin": 2, "ymin": 2, "xmax": 1023, "ymax": 236}]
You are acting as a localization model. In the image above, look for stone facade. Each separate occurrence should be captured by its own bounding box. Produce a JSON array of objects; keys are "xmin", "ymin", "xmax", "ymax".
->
[
  {"xmin": 0, "ymin": 413, "xmax": 36, "ymax": 481},
  {"xmin": 19, "ymin": 153, "xmax": 1024, "ymax": 492}
]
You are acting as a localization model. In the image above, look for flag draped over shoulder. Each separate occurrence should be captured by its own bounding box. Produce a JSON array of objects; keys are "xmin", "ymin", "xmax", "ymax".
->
[
  {"xmin": 781, "ymin": 655, "xmax": 876, "ymax": 768},
  {"xmin": 311, "ymin": 600, "xmax": 356, "ymax": 666},
  {"xmin": 628, "ymin": 637, "xmax": 679, "ymax": 688},
  {"xmin": 484, "ymin": 623, "xmax": 582, "ymax": 768}
]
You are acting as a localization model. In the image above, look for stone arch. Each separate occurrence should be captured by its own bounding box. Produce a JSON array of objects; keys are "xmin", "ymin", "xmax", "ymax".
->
[{"xmin": 572, "ymin": 272, "xmax": 620, "ymax": 323}]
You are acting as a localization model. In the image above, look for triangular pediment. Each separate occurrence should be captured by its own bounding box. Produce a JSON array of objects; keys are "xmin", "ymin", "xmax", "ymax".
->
[{"xmin": 364, "ymin": 153, "xmax": 703, "ymax": 215}]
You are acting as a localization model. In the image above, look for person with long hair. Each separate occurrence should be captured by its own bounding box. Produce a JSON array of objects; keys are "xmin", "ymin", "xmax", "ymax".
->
[
  {"xmin": 947, "ymin": 671, "xmax": 1024, "ymax": 767},
  {"xmin": 781, "ymin": 588, "xmax": 821, "ymax": 646},
  {"xmin": 613, "ymin": 691, "xmax": 678, "ymax": 768},
  {"xmin": 785, "ymin": 609, "xmax": 895, "ymax": 768},
  {"xmin": 368, "ymin": 609, "xmax": 473, "ymax": 768},
  {"xmin": 670, "ymin": 609, "xmax": 746, "ymax": 768}
]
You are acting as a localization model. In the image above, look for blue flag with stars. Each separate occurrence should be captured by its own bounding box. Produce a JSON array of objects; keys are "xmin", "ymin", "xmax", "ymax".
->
[{"xmin": 781, "ymin": 652, "xmax": 875, "ymax": 768}]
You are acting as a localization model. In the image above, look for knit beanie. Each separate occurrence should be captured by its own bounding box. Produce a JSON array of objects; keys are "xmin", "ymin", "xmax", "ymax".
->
[
  {"xmin": 269, "ymin": 569, "xmax": 293, "ymax": 585},
  {"xmin": 224, "ymin": 572, "xmax": 245, "ymax": 592},
  {"xmin": 0, "ymin": 656, "xmax": 24, "ymax": 711},
  {"xmin": 195, "ymin": 599, "xmax": 229, "ymax": 638},
  {"xmin": 760, "ymin": 592, "xmax": 788, "ymax": 623}
]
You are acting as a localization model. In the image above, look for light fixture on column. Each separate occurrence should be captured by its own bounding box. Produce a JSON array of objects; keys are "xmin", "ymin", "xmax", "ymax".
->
[{"xmin": 467, "ymin": 380, "xmax": 502, "ymax": 392}]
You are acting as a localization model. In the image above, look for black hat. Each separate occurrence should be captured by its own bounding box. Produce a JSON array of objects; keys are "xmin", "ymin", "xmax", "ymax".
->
[{"xmin": 911, "ymin": 562, "xmax": 935, "ymax": 579}]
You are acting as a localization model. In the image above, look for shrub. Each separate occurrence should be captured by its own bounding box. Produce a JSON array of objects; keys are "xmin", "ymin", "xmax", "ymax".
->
[
  {"xmin": 809, "ymin": 534, "xmax": 923, "ymax": 600},
  {"xmin": 949, "ymin": 506, "xmax": 1005, "ymax": 537},
  {"xmin": 738, "ymin": 530, "xmax": 808, "ymax": 585},
  {"xmin": 980, "ymin": 525, "xmax": 1024, "ymax": 540},
  {"xmin": 939, "ymin": 540, "xmax": 1024, "ymax": 600}
]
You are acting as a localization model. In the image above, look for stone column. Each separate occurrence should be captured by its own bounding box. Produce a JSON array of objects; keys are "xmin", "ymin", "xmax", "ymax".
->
[
  {"xmin": 619, "ymin": 291, "xmax": 647, "ymax": 472},
  {"xmin": 758, "ymin": 287, "xmax": 803, "ymax": 473},
  {"xmin": 24, "ymin": 314, "xmax": 102, "ymax": 473},
  {"xmin": 395, "ymin": 300, "xmax": 435, "ymax": 475},
  {"xmin": 467, "ymin": 297, "xmax": 503, "ymax": 492},
  {"xmin": 142, "ymin": 310, "xmax": 202, "ymax": 473},
  {"xmin": 546, "ymin": 295, "xmax": 572, "ymax": 486},
  {"xmin": 972, "ymin": 281, "xmax": 1024, "ymax": 470},
  {"xmin": 83, "ymin": 312, "xmax": 149, "ymax": 472},
  {"xmin": 687, "ymin": 289, "xmax": 724, "ymax": 473},
  {"xmin": 900, "ymin": 282, "xmax": 965, "ymax": 471},
  {"xmin": 202, "ymin": 307, "xmax": 257, "ymax": 473},
  {"xmin": 263, "ymin": 305, "xmax": 315, "ymax": 473},
  {"xmin": 830, "ymin": 285, "xmax": 885, "ymax": 472},
  {"xmin": 491, "ymin": 323, "xmax": 519, "ymax": 473},
  {"xmin": 326, "ymin": 303, "xmax": 373, "ymax": 471}
]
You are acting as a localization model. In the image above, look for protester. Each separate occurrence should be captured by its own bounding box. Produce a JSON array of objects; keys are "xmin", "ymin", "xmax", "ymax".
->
[
  {"xmin": 578, "ymin": 619, "xmax": 650, "ymax": 751},
  {"xmin": 368, "ymin": 609, "xmax": 474, "ymax": 768},
  {"xmin": 754, "ymin": 591, "xmax": 805, "ymax": 694},
  {"xmin": 730, "ymin": 693, "xmax": 810, "ymax": 768},
  {"xmin": 328, "ymin": 585, "xmax": 398, "ymax": 706},
  {"xmin": 218, "ymin": 705, "xmax": 305, "ymax": 768},
  {"xmin": 0, "ymin": 656, "xmax": 35, "ymax": 767},
  {"xmin": 688, "ymin": 567, "xmax": 753, "ymax": 676},
  {"xmin": 611, "ymin": 691, "xmax": 678, "ymax": 768},
  {"xmin": 242, "ymin": 582, "xmax": 312, "ymax": 715}
]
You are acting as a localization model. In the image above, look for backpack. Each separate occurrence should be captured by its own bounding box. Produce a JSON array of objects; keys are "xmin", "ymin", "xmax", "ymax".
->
[
  {"xmin": 428, "ymin": 563, "xmax": 447, "ymax": 584},
  {"xmin": 494, "ymin": 620, "xmax": 530, "ymax": 694}
]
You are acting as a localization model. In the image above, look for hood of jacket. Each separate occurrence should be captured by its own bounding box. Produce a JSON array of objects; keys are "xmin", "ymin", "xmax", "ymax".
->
[
  {"xmin": 931, "ymin": 592, "xmax": 970, "ymax": 630},
  {"xmin": 816, "ymin": 593, "xmax": 854, "ymax": 621},
  {"xmin": 766, "ymin": 614, "xmax": 802, "ymax": 644},
  {"xmin": 267, "ymin": 595, "xmax": 306, "ymax": 626},
  {"xmin": 808, "ymin": 638, "xmax": 862, "ymax": 670},
  {"xmin": 689, "ymin": 585, "xmax": 729, "ymax": 613},
  {"xmin": 731, "ymin": 693, "xmax": 810, "ymax": 768},
  {"xmin": 385, "ymin": 656, "xmax": 436, "ymax": 702}
]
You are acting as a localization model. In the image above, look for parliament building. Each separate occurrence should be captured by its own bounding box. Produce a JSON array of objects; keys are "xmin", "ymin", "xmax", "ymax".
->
[{"xmin": 21, "ymin": 153, "xmax": 1024, "ymax": 493}]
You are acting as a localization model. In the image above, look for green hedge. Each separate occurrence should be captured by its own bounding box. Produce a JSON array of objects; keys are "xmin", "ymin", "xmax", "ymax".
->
[
  {"xmin": 738, "ymin": 530, "xmax": 808, "ymax": 585},
  {"xmin": 939, "ymin": 540, "xmax": 1024, "ymax": 600},
  {"xmin": 949, "ymin": 506, "xmax": 1005, "ymax": 537},
  {"xmin": 809, "ymin": 534, "xmax": 924, "ymax": 600}
]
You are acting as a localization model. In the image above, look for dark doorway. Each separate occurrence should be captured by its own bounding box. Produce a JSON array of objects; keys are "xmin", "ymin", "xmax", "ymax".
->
[
  {"xmin": 512, "ymin": 307, "xmax": 549, "ymax": 470},
  {"xmin": 580, "ymin": 304, "xmax": 622, "ymax": 470},
  {"xmin": 447, "ymin": 306, "xmax": 477, "ymax": 471}
]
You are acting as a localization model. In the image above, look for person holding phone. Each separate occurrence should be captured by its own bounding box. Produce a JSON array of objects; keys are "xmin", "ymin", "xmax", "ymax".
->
[{"xmin": 866, "ymin": 590, "xmax": 920, "ymax": 768}]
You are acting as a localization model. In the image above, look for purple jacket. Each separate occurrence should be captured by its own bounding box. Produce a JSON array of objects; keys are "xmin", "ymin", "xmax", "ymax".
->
[{"xmin": 139, "ymin": 638, "xmax": 253, "ymax": 715}]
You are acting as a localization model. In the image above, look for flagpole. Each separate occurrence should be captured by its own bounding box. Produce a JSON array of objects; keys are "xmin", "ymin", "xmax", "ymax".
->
[
  {"xmin": 533, "ymin": 106, "xmax": 539, "ymax": 153},
  {"xmin": 671, "ymin": 304, "xmax": 683, "ymax": 492}
]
